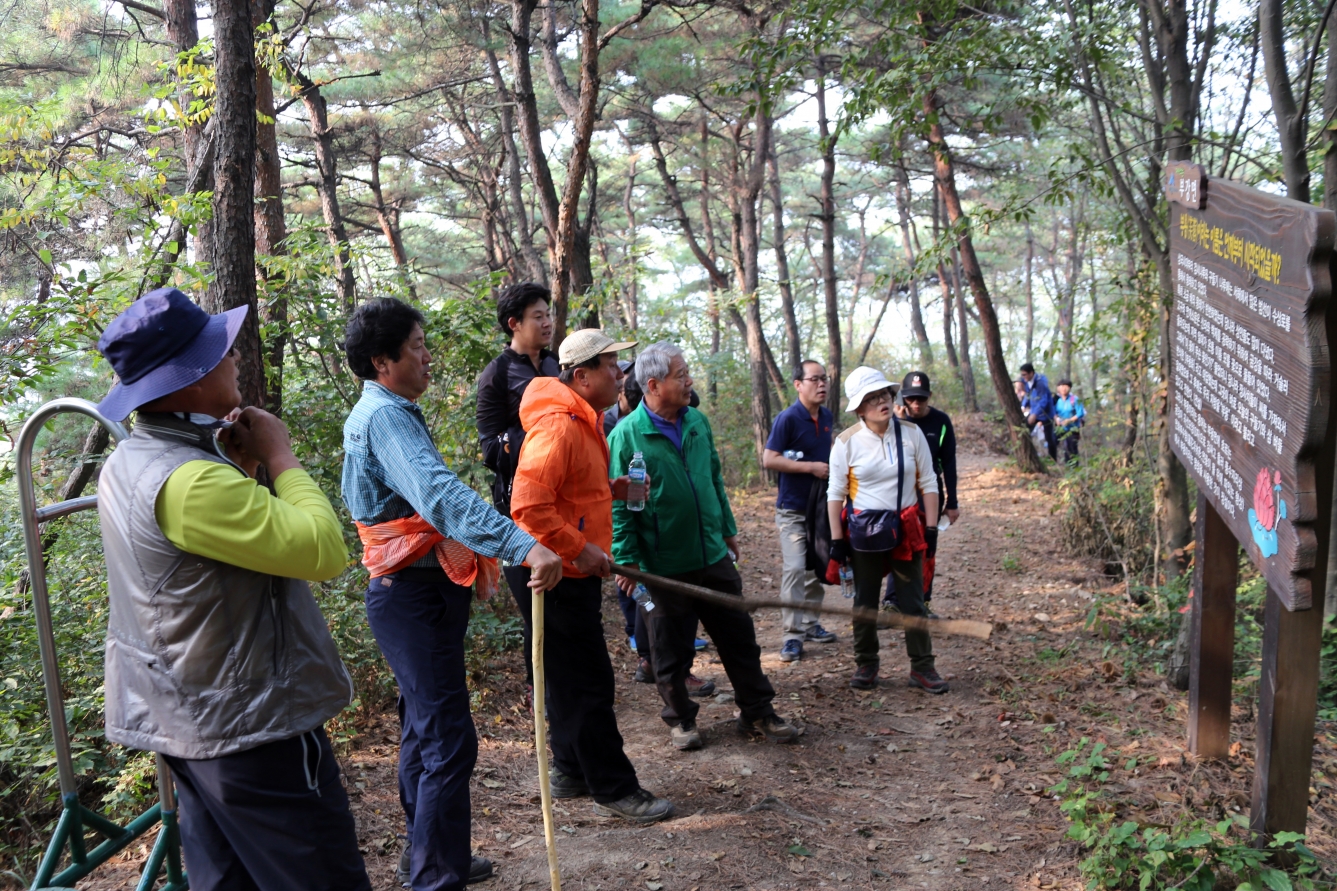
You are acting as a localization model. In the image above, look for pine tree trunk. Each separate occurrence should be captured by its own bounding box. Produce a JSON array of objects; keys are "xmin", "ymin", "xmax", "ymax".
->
[
  {"xmin": 206, "ymin": 0, "xmax": 266, "ymax": 410},
  {"xmin": 815, "ymin": 65, "xmax": 842, "ymax": 414},
  {"xmin": 252, "ymin": 0, "xmax": 286, "ymax": 414}
]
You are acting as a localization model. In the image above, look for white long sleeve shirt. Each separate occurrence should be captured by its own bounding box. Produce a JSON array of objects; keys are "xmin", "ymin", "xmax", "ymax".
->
[{"xmin": 826, "ymin": 418, "xmax": 938, "ymax": 511}]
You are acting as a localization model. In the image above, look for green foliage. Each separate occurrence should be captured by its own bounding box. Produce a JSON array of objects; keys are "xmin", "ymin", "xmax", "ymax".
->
[
  {"xmin": 1057, "ymin": 448, "xmax": 1160, "ymax": 583},
  {"xmin": 1052, "ymin": 738, "xmax": 1326, "ymax": 890}
]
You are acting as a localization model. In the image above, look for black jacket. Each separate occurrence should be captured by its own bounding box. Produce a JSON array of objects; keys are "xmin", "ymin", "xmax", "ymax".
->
[
  {"xmin": 476, "ymin": 346, "xmax": 560, "ymax": 515},
  {"xmin": 909, "ymin": 406, "xmax": 958, "ymax": 510}
]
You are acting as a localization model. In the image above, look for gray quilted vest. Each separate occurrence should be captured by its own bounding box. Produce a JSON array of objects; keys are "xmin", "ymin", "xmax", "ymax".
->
[{"xmin": 98, "ymin": 414, "xmax": 352, "ymax": 759}]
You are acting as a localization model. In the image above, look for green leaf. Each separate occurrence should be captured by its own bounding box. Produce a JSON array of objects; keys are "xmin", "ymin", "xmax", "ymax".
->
[
  {"xmin": 1257, "ymin": 868, "xmax": 1292, "ymax": 891},
  {"xmin": 787, "ymin": 844, "xmax": 811, "ymax": 857}
]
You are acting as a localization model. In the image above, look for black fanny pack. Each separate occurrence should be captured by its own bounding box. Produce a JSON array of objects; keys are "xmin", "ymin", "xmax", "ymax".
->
[{"xmin": 848, "ymin": 418, "xmax": 905, "ymax": 553}]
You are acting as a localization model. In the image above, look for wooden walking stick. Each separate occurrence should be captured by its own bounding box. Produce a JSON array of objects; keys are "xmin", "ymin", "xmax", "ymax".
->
[
  {"xmin": 531, "ymin": 586, "xmax": 561, "ymax": 891},
  {"xmin": 610, "ymin": 563, "xmax": 993, "ymax": 640}
]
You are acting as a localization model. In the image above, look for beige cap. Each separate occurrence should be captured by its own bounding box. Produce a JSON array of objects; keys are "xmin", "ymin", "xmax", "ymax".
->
[{"xmin": 559, "ymin": 328, "xmax": 638, "ymax": 368}]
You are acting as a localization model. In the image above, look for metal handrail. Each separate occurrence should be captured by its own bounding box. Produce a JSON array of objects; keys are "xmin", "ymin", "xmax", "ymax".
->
[{"xmin": 15, "ymin": 398, "xmax": 186, "ymax": 890}]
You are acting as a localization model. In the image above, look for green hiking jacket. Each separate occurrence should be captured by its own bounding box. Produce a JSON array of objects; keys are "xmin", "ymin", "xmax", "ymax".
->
[{"xmin": 608, "ymin": 402, "xmax": 738, "ymax": 575}]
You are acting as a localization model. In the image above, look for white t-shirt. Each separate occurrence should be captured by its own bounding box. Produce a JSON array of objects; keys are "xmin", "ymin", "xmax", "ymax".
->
[{"xmin": 826, "ymin": 418, "xmax": 938, "ymax": 511}]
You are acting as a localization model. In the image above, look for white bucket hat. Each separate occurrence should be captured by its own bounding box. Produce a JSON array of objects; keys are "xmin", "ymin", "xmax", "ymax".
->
[{"xmin": 843, "ymin": 365, "xmax": 898, "ymax": 413}]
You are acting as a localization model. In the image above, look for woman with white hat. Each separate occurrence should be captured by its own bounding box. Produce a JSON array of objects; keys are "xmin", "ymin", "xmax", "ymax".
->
[{"xmin": 825, "ymin": 366, "xmax": 947, "ymax": 693}]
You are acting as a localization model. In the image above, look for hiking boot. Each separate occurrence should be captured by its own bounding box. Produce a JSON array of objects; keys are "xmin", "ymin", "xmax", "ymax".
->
[
  {"xmin": 804, "ymin": 623, "xmax": 837, "ymax": 643},
  {"xmin": 686, "ymin": 673, "xmax": 716, "ymax": 697},
  {"xmin": 467, "ymin": 856, "xmax": 494, "ymax": 885},
  {"xmin": 780, "ymin": 639, "xmax": 803, "ymax": 662},
  {"xmin": 634, "ymin": 658, "xmax": 654, "ymax": 683},
  {"xmin": 908, "ymin": 667, "xmax": 950, "ymax": 694},
  {"xmin": 849, "ymin": 663, "xmax": 879, "ymax": 689},
  {"xmin": 397, "ymin": 847, "xmax": 492, "ymax": 885},
  {"xmin": 592, "ymin": 787, "xmax": 675, "ymax": 823},
  {"xmin": 738, "ymin": 713, "xmax": 799, "ymax": 743},
  {"xmin": 549, "ymin": 769, "xmax": 589, "ymax": 799},
  {"xmin": 671, "ymin": 721, "xmax": 703, "ymax": 750}
]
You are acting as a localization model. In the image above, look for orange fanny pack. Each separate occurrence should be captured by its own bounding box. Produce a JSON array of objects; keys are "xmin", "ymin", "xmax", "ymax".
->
[{"xmin": 355, "ymin": 513, "xmax": 499, "ymax": 601}]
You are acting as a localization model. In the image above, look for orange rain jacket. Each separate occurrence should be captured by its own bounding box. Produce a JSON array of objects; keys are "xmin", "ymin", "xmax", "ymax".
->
[{"xmin": 511, "ymin": 377, "xmax": 612, "ymax": 578}]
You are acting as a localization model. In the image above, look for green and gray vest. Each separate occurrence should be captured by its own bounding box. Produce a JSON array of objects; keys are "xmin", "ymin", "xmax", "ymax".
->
[{"xmin": 98, "ymin": 415, "xmax": 352, "ymax": 759}]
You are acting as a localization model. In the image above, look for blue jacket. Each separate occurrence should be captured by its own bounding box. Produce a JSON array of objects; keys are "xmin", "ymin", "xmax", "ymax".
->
[
  {"xmin": 1054, "ymin": 393, "xmax": 1085, "ymax": 435},
  {"xmin": 1025, "ymin": 374, "xmax": 1054, "ymax": 422}
]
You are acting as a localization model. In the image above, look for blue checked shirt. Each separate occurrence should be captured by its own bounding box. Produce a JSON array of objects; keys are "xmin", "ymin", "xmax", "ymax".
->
[{"xmin": 342, "ymin": 381, "xmax": 535, "ymax": 564}]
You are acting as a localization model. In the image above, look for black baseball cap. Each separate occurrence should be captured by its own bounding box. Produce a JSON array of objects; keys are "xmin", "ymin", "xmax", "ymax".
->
[{"xmin": 901, "ymin": 371, "xmax": 932, "ymax": 399}]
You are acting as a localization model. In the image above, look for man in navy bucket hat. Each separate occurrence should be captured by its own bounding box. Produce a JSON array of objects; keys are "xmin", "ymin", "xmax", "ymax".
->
[{"xmin": 94, "ymin": 287, "xmax": 372, "ymax": 891}]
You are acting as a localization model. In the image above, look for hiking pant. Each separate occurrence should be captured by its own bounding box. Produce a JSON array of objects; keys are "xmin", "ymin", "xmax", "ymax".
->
[
  {"xmin": 851, "ymin": 549, "xmax": 934, "ymax": 673},
  {"xmin": 539, "ymin": 575, "xmax": 641, "ymax": 803},
  {"xmin": 164, "ymin": 727, "xmax": 371, "ymax": 891},
  {"xmin": 775, "ymin": 508, "xmax": 826, "ymax": 643},
  {"xmin": 644, "ymin": 556, "xmax": 777, "ymax": 728},
  {"xmin": 503, "ymin": 563, "xmax": 534, "ymax": 685},
  {"xmin": 365, "ymin": 568, "xmax": 477, "ymax": 891},
  {"xmin": 1060, "ymin": 431, "xmax": 1080, "ymax": 464}
]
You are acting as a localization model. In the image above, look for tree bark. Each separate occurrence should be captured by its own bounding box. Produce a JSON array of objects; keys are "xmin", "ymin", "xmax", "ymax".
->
[
  {"xmin": 484, "ymin": 38, "xmax": 546, "ymax": 284},
  {"xmin": 895, "ymin": 160, "xmax": 932, "ymax": 364},
  {"xmin": 815, "ymin": 62, "xmax": 842, "ymax": 413},
  {"xmin": 924, "ymin": 90, "xmax": 1041, "ymax": 472},
  {"xmin": 206, "ymin": 0, "xmax": 265, "ymax": 409},
  {"xmin": 768, "ymin": 144, "xmax": 802, "ymax": 376},
  {"xmin": 736, "ymin": 101, "xmax": 775, "ymax": 463},
  {"xmin": 164, "ymin": 0, "xmax": 212, "ymax": 264},
  {"xmin": 950, "ymin": 242, "xmax": 979, "ymax": 411},
  {"xmin": 252, "ymin": 0, "xmax": 285, "ymax": 414},
  {"xmin": 932, "ymin": 184, "xmax": 959, "ymax": 369},
  {"xmin": 1024, "ymin": 219, "xmax": 1035, "ymax": 360},
  {"xmin": 299, "ymin": 83, "xmax": 356, "ymax": 309},
  {"xmin": 1259, "ymin": 0, "xmax": 1310, "ymax": 203}
]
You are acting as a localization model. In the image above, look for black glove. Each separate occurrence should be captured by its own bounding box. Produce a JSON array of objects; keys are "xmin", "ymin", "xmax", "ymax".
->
[
  {"xmin": 923, "ymin": 527, "xmax": 939, "ymax": 559},
  {"xmin": 829, "ymin": 538, "xmax": 850, "ymax": 564}
]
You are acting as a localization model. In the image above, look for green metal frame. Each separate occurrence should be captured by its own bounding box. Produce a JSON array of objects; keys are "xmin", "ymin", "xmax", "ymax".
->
[{"xmin": 17, "ymin": 399, "xmax": 189, "ymax": 891}]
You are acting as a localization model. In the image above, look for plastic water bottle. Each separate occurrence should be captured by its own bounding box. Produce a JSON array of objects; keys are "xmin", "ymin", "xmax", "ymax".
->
[
  {"xmin": 937, "ymin": 515, "xmax": 951, "ymax": 532},
  {"xmin": 633, "ymin": 583, "xmax": 655, "ymax": 613},
  {"xmin": 626, "ymin": 451, "xmax": 647, "ymax": 511},
  {"xmin": 839, "ymin": 564, "xmax": 854, "ymax": 599},
  {"xmin": 783, "ymin": 449, "xmax": 805, "ymax": 460}
]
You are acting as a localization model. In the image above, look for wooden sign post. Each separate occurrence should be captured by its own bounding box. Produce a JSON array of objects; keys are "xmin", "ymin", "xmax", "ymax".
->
[{"xmin": 1167, "ymin": 160, "xmax": 1337, "ymax": 839}]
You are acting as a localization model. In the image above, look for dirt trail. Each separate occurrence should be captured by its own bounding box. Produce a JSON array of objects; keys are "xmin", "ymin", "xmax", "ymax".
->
[{"xmin": 80, "ymin": 450, "xmax": 1337, "ymax": 889}]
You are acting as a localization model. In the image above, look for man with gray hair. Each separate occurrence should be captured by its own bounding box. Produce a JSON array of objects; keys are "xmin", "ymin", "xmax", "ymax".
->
[{"xmin": 609, "ymin": 341, "xmax": 797, "ymax": 750}]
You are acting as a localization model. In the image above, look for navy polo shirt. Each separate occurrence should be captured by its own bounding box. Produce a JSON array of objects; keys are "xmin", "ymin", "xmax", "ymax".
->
[{"xmin": 766, "ymin": 400, "xmax": 834, "ymax": 511}]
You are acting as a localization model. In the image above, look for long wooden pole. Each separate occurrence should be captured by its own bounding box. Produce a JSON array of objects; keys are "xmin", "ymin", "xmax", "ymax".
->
[
  {"xmin": 609, "ymin": 563, "xmax": 992, "ymax": 640},
  {"xmin": 531, "ymin": 588, "xmax": 561, "ymax": 891}
]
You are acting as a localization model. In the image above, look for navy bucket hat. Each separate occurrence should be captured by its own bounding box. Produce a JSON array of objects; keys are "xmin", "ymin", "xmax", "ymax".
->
[{"xmin": 96, "ymin": 287, "xmax": 248, "ymax": 421}]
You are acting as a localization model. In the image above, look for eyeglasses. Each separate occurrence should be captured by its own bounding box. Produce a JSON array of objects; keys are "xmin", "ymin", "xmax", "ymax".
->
[
  {"xmin": 903, "ymin": 396, "xmax": 927, "ymax": 404},
  {"xmin": 800, "ymin": 376, "xmax": 829, "ymax": 384},
  {"xmin": 861, "ymin": 390, "xmax": 893, "ymax": 406}
]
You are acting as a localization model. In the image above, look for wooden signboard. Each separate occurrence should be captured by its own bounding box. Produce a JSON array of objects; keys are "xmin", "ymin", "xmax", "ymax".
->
[
  {"xmin": 1167, "ymin": 161, "xmax": 1334, "ymax": 610},
  {"xmin": 1168, "ymin": 161, "xmax": 1337, "ymax": 841}
]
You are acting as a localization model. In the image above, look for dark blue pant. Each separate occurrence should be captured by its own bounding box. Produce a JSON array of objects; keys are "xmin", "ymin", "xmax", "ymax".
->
[
  {"xmin": 541, "ymin": 575, "xmax": 640, "ymax": 802},
  {"xmin": 163, "ymin": 727, "xmax": 371, "ymax": 891},
  {"xmin": 366, "ymin": 568, "xmax": 476, "ymax": 891}
]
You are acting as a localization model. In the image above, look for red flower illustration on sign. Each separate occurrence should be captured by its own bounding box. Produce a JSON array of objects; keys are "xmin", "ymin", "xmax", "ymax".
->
[{"xmin": 1253, "ymin": 467, "xmax": 1280, "ymax": 531}]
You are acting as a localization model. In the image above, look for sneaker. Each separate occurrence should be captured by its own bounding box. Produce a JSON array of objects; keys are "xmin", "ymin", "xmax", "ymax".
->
[
  {"xmin": 804, "ymin": 623, "xmax": 837, "ymax": 643},
  {"xmin": 738, "ymin": 713, "xmax": 799, "ymax": 743},
  {"xmin": 549, "ymin": 769, "xmax": 590, "ymax": 799},
  {"xmin": 908, "ymin": 667, "xmax": 950, "ymax": 694},
  {"xmin": 397, "ymin": 847, "xmax": 493, "ymax": 886},
  {"xmin": 780, "ymin": 639, "xmax": 803, "ymax": 662},
  {"xmin": 694, "ymin": 637, "xmax": 708, "ymax": 651},
  {"xmin": 592, "ymin": 787, "xmax": 675, "ymax": 823},
  {"xmin": 925, "ymin": 608, "xmax": 939, "ymax": 619},
  {"xmin": 634, "ymin": 658, "xmax": 654, "ymax": 684},
  {"xmin": 849, "ymin": 663, "xmax": 879, "ymax": 689},
  {"xmin": 671, "ymin": 721, "xmax": 703, "ymax": 750},
  {"xmin": 685, "ymin": 673, "xmax": 716, "ymax": 697}
]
